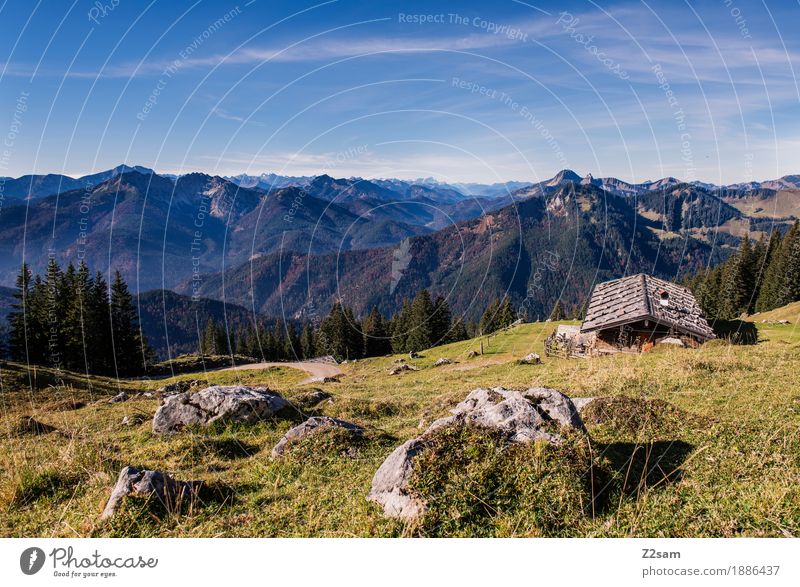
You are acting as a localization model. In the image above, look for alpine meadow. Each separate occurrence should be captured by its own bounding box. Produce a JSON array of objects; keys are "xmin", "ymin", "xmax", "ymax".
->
[{"xmin": 1, "ymin": 1, "xmax": 799, "ymax": 584}]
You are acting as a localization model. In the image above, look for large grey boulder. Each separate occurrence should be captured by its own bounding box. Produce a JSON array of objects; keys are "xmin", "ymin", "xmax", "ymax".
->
[
  {"xmin": 271, "ymin": 416, "xmax": 363, "ymax": 458},
  {"xmin": 152, "ymin": 385, "xmax": 290, "ymax": 434},
  {"xmin": 367, "ymin": 387, "xmax": 585, "ymax": 520},
  {"xmin": 431, "ymin": 387, "xmax": 585, "ymax": 443},
  {"xmin": 101, "ymin": 466, "xmax": 202, "ymax": 519},
  {"xmin": 367, "ymin": 438, "xmax": 428, "ymax": 519}
]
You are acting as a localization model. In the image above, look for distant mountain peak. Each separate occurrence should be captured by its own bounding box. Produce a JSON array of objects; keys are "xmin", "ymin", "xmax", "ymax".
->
[{"xmin": 547, "ymin": 169, "xmax": 582, "ymax": 185}]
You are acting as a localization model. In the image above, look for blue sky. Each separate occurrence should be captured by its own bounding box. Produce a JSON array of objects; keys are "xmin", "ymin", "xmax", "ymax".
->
[{"xmin": 0, "ymin": 0, "xmax": 798, "ymax": 184}]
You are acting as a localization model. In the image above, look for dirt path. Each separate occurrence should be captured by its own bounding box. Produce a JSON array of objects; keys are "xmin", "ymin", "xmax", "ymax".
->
[{"xmin": 219, "ymin": 361, "xmax": 343, "ymax": 384}]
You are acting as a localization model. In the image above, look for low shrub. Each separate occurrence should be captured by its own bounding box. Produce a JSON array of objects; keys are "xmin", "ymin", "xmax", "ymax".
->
[
  {"xmin": 407, "ymin": 423, "xmax": 609, "ymax": 537},
  {"xmin": 581, "ymin": 396, "xmax": 704, "ymax": 441},
  {"xmin": 10, "ymin": 468, "xmax": 80, "ymax": 506}
]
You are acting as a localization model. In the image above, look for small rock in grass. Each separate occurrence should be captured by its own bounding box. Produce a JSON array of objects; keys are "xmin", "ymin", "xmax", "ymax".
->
[
  {"xmin": 121, "ymin": 414, "xmax": 147, "ymax": 427},
  {"xmin": 101, "ymin": 466, "xmax": 202, "ymax": 519},
  {"xmin": 271, "ymin": 416, "xmax": 363, "ymax": 458},
  {"xmin": 388, "ymin": 364, "xmax": 417, "ymax": 375},
  {"xmin": 518, "ymin": 353, "xmax": 541, "ymax": 365}
]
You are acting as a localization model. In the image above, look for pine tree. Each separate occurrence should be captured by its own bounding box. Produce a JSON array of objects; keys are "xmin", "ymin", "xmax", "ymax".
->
[
  {"xmin": 719, "ymin": 235, "xmax": 757, "ymax": 318},
  {"xmin": 8, "ymin": 263, "xmax": 33, "ymax": 363},
  {"xmin": 498, "ymin": 297, "xmax": 516, "ymax": 328},
  {"xmin": 244, "ymin": 325, "xmax": 258, "ymax": 359},
  {"xmin": 696, "ymin": 266, "xmax": 722, "ymax": 320},
  {"xmin": 406, "ymin": 290, "xmax": 435, "ymax": 352},
  {"xmin": 271, "ymin": 320, "xmax": 286, "ymax": 360},
  {"xmin": 27, "ymin": 275, "xmax": 49, "ymax": 365},
  {"xmin": 317, "ymin": 302, "xmax": 344, "ymax": 360},
  {"xmin": 110, "ymin": 270, "xmax": 152, "ymax": 375},
  {"xmin": 262, "ymin": 324, "xmax": 276, "ymax": 360},
  {"xmin": 300, "ymin": 323, "xmax": 315, "ymax": 359},
  {"xmin": 342, "ymin": 306, "xmax": 363, "ymax": 360},
  {"xmin": 479, "ymin": 299, "xmax": 500, "ymax": 335},
  {"xmin": 235, "ymin": 327, "xmax": 248, "ymax": 356},
  {"xmin": 777, "ymin": 221, "xmax": 800, "ymax": 307},
  {"xmin": 284, "ymin": 321, "xmax": 300, "ymax": 360},
  {"xmin": 429, "ymin": 296, "xmax": 452, "ymax": 346},
  {"xmin": 447, "ymin": 317, "xmax": 469, "ymax": 343},
  {"xmin": 202, "ymin": 320, "xmax": 217, "ymax": 355},
  {"xmin": 363, "ymin": 306, "xmax": 390, "ymax": 357},
  {"xmin": 42, "ymin": 258, "xmax": 64, "ymax": 368},
  {"xmin": 63, "ymin": 262, "xmax": 92, "ymax": 371},
  {"xmin": 88, "ymin": 271, "xmax": 112, "ymax": 374},
  {"xmin": 755, "ymin": 229, "xmax": 784, "ymax": 312},
  {"xmin": 390, "ymin": 300, "xmax": 412, "ymax": 353},
  {"xmin": 548, "ymin": 299, "xmax": 564, "ymax": 321},
  {"xmin": 214, "ymin": 322, "xmax": 230, "ymax": 356}
]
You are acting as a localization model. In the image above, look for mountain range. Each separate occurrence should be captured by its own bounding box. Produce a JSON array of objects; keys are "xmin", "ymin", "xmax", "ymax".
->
[{"xmin": 1, "ymin": 164, "xmax": 799, "ymax": 350}]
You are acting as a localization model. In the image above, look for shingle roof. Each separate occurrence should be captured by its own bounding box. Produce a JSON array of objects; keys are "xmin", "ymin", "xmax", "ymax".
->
[{"xmin": 580, "ymin": 274, "xmax": 715, "ymax": 341}]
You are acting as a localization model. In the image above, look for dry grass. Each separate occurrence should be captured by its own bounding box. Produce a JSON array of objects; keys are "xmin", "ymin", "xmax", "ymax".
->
[{"xmin": 0, "ymin": 317, "xmax": 798, "ymax": 537}]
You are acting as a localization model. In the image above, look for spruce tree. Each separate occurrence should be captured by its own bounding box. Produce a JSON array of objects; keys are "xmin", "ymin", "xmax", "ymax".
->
[
  {"xmin": 447, "ymin": 317, "xmax": 469, "ymax": 343},
  {"xmin": 479, "ymin": 299, "xmax": 500, "ymax": 334},
  {"xmin": 214, "ymin": 322, "xmax": 230, "ymax": 356},
  {"xmin": 8, "ymin": 263, "xmax": 33, "ymax": 363},
  {"xmin": 246, "ymin": 324, "xmax": 262, "ymax": 359},
  {"xmin": 42, "ymin": 258, "xmax": 64, "ymax": 368},
  {"xmin": 363, "ymin": 306, "xmax": 390, "ymax": 357},
  {"xmin": 342, "ymin": 306, "xmax": 363, "ymax": 360},
  {"xmin": 110, "ymin": 271, "xmax": 151, "ymax": 375},
  {"xmin": 284, "ymin": 321, "xmax": 300, "ymax": 360},
  {"xmin": 755, "ymin": 229, "xmax": 784, "ymax": 312},
  {"xmin": 777, "ymin": 221, "xmax": 800, "ymax": 307},
  {"xmin": 300, "ymin": 323, "xmax": 314, "ymax": 359},
  {"xmin": 390, "ymin": 300, "xmax": 412, "ymax": 353},
  {"xmin": 498, "ymin": 297, "xmax": 515, "ymax": 328},
  {"xmin": 63, "ymin": 262, "xmax": 92, "ymax": 371},
  {"xmin": 262, "ymin": 324, "xmax": 277, "ymax": 360},
  {"xmin": 88, "ymin": 271, "xmax": 112, "ymax": 374},
  {"xmin": 235, "ymin": 327, "xmax": 248, "ymax": 356},
  {"xmin": 429, "ymin": 296, "xmax": 452, "ymax": 346},
  {"xmin": 548, "ymin": 299, "xmax": 564, "ymax": 321},
  {"xmin": 696, "ymin": 266, "xmax": 722, "ymax": 320},
  {"xmin": 28, "ymin": 275, "xmax": 49, "ymax": 365},
  {"xmin": 317, "ymin": 302, "xmax": 345, "ymax": 360},
  {"xmin": 202, "ymin": 320, "xmax": 217, "ymax": 355},
  {"xmin": 406, "ymin": 290, "xmax": 435, "ymax": 352}
]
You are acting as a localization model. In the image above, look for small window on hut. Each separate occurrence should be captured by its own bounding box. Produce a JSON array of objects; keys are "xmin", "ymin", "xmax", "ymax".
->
[{"xmin": 658, "ymin": 290, "xmax": 669, "ymax": 307}]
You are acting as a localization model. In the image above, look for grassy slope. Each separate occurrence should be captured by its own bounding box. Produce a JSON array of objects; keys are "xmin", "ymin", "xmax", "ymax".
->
[
  {"xmin": 0, "ymin": 319, "xmax": 798, "ymax": 537},
  {"xmin": 724, "ymin": 188, "xmax": 800, "ymax": 218},
  {"xmin": 747, "ymin": 300, "xmax": 800, "ymax": 324}
]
